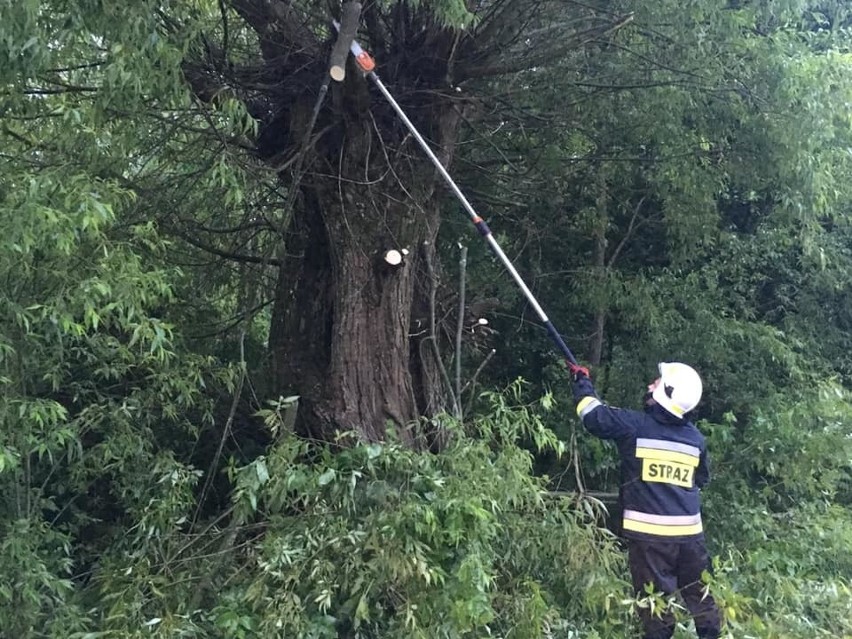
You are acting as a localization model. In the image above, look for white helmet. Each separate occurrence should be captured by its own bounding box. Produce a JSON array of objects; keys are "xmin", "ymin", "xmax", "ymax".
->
[{"xmin": 652, "ymin": 362, "xmax": 703, "ymax": 418}]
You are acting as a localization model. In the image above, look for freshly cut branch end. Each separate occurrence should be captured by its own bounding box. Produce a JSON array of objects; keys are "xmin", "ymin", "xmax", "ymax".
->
[
  {"xmin": 384, "ymin": 249, "xmax": 403, "ymax": 266},
  {"xmin": 328, "ymin": 2, "xmax": 362, "ymax": 81}
]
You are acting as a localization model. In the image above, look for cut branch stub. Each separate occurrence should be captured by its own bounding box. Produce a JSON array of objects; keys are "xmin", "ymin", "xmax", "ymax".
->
[
  {"xmin": 383, "ymin": 249, "xmax": 403, "ymax": 266},
  {"xmin": 329, "ymin": 2, "xmax": 362, "ymax": 81}
]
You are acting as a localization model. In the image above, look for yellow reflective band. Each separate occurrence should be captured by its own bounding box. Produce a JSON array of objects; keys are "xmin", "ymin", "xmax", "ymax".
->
[
  {"xmin": 667, "ymin": 404, "xmax": 685, "ymax": 417},
  {"xmin": 623, "ymin": 519, "xmax": 703, "ymax": 537},
  {"xmin": 576, "ymin": 396, "xmax": 600, "ymax": 418},
  {"xmin": 635, "ymin": 447, "xmax": 700, "ymax": 467}
]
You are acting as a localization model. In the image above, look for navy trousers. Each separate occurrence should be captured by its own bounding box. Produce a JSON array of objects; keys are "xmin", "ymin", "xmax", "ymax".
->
[{"xmin": 627, "ymin": 539, "xmax": 722, "ymax": 639}]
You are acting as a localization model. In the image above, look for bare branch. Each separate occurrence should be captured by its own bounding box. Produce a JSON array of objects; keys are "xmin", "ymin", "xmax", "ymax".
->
[
  {"xmin": 461, "ymin": 14, "xmax": 634, "ymax": 79},
  {"xmin": 454, "ymin": 245, "xmax": 468, "ymax": 419},
  {"xmin": 607, "ymin": 196, "xmax": 647, "ymax": 268},
  {"xmin": 229, "ymin": 0, "xmax": 320, "ymax": 61},
  {"xmin": 179, "ymin": 231, "xmax": 282, "ymax": 266}
]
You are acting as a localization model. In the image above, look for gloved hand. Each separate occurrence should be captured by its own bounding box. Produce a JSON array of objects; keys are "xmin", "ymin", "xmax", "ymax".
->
[{"xmin": 567, "ymin": 362, "xmax": 590, "ymax": 380}]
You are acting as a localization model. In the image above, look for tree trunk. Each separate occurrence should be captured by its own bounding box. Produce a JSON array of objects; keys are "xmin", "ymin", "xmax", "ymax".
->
[
  {"xmin": 180, "ymin": 0, "xmax": 633, "ymax": 445},
  {"xmin": 268, "ymin": 84, "xmax": 461, "ymax": 443}
]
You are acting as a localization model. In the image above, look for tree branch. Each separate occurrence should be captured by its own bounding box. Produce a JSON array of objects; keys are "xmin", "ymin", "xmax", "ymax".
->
[
  {"xmin": 461, "ymin": 14, "xmax": 634, "ymax": 79},
  {"xmin": 607, "ymin": 196, "xmax": 646, "ymax": 268},
  {"xmin": 179, "ymin": 231, "xmax": 282, "ymax": 266},
  {"xmin": 229, "ymin": 0, "xmax": 320, "ymax": 62},
  {"xmin": 454, "ymin": 245, "xmax": 467, "ymax": 419}
]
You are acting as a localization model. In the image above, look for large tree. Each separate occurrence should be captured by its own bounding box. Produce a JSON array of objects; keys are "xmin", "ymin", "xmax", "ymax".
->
[
  {"xmin": 0, "ymin": 1, "xmax": 630, "ymax": 444},
  {"xmin": 171, "ymin": 0, "xmax": 628, "ymax": 442}
]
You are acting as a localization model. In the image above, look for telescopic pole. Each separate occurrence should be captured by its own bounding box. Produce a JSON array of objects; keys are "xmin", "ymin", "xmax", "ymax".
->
[{"xmin": 337, "ymin": 30, "xmax": 580, "ymax": 366}]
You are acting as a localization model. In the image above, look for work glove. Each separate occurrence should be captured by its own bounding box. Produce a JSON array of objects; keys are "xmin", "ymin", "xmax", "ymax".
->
[{"xmin": 567, "ymin": 362, "xmax": 590, "ymax": 381}]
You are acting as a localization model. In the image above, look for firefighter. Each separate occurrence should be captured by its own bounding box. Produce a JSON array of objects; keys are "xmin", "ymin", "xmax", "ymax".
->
[{"xmin": 570, "ymin": 361, "xmax": 722, "ymax": 639}]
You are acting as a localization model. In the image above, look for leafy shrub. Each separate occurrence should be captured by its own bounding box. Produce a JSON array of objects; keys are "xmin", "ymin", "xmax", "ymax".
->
[{"xmin": 225, "ymin": 383, "xmax": 633, "ymax": 638}]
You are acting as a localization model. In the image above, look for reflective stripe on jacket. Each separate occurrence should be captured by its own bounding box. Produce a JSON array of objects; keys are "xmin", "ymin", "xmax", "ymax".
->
[{"xmin": 573, "ymin": 376, "xmax": 710, "ymax": 542}]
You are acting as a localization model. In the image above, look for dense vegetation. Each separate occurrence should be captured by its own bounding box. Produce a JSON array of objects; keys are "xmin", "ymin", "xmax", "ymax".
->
[{"xmin": 1, "ymin": 0, "xmax": 850, "ymax": 637}]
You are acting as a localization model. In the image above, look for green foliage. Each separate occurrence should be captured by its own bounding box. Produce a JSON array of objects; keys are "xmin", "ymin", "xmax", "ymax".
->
[
  {"xmin": 703, "ymin": 503, "xmax": 852, "ymax": 637},
  {"xmin": 232, "ymin": 387, "xmax": 630, "ymax": 638},
  {"xmin": 32, "ymin": 389, "xmax": 632, "ymax": 638},
  {"xmin": 385, "ymin": 0, "xmax": 476, "ymax": 27},
  {"xmin": 694, "ymin": 382, "xmax": 852, "ymax": 637},
  {"xmin": 0, "ymin": 2, "xmax": 246, "ymax": 636}
]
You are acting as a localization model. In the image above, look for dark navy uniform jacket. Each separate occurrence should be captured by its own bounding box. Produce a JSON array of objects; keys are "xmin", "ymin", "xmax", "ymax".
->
[{"xmin": 573, "ymin": 376, "xmax": 710, "ymax": 542}]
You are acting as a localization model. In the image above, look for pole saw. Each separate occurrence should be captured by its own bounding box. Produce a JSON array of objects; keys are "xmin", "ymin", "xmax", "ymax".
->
[{"xmin": 329, "ymin": 11, "xmax": 581, "ymax": 368}]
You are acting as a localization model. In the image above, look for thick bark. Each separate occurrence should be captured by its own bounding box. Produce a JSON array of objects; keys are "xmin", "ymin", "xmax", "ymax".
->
[
  {"xmin": 311, "ymin": 180, "xmax": 424, "ymax": 445},
  {"xmin": 267, "ymin": 75, "xmax": 461, "ymax": 442},
  {"xmin": 269, "ymin": 186, "xmax": 443, "ymax": 443}
]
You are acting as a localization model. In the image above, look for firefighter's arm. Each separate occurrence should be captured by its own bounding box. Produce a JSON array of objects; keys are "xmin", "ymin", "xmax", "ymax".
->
[
  {"xmin": 695, "ymin": 446, "xmax": 711, "ymax": 488},
  {"xmin": 572, "ymin": 375, "xmax": 636, "ymax": 440}
]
